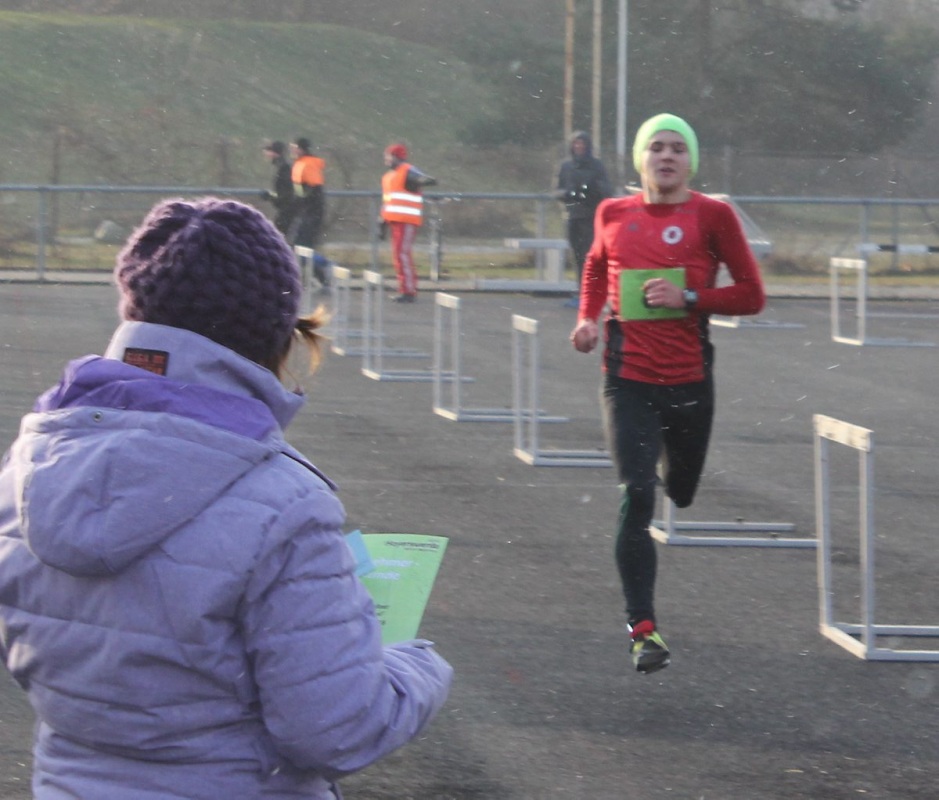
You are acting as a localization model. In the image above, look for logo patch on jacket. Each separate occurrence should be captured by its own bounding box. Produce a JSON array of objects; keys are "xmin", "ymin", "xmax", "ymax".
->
[{"xmin": 123, "ymin": 348, "xmax": 169, "ymax": 376}]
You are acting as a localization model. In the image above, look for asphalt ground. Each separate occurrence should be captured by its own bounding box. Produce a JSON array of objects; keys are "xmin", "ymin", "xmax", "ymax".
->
[{"xmin": 0, "ymin": 282, "xmax": 937, "ymax": 799}]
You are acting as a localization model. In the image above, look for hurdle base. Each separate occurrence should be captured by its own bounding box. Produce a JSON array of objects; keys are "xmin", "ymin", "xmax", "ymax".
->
[
  {"xmin": 820, "ymin": 622, "xmax": 939, "ymax": 662},
  {"xmin": 868, "ymin": 311, "xmax": 939, "ymax": 319},
  {"xmin": 367, "ymin": 347, "xmax": 428, "ymax": 359},
  {"xmin": 364, "ymin": 369, "xmax": 474, "ymax": 383},
  {"xmin": 513, "ymin": 448, "xmax": 613, "ymax": 468},
  {"xmin": 651, "ymin": 498, "xmax": 811, "ymax": 548},
  {"xmin": 435, "ymin": 407, "xmax": 568, "ymax": 423},
  {"xmin": 650, "ymin": 521, "xmax": 815, "ymax": 548},
  {"xmin": 833, "ymin": 335, "xmax": 935, "ymax": 348}
]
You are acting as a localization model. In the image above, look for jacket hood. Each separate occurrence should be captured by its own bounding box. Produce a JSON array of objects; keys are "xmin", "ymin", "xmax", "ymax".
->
[
  {"xmin": 11, "ymin": 323, "xmax": 307, "ymax": 578},
  {"xmin": 569, "ymin": 130, "xmax": 593, "ymax": 160}
]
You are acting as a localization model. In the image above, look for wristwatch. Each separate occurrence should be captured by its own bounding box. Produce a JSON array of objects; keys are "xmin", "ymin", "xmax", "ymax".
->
[{"xmin": 682, "ymin": 289, "xmax": 699, "ymax": 309}]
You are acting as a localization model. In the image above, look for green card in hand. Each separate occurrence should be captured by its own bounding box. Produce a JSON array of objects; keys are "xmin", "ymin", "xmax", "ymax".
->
[
  {"xmin": 360, "ymin": 534, "xmax": 448, "ymax": 644},
  {"xmin": 619, "ymin": 267, "xmax": 687, "ymax": 320}
]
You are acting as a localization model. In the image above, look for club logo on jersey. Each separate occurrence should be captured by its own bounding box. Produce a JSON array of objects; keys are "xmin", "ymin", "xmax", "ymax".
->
[{"xmin": 662, "ymin": 225, "xmax": 683, "ymax": 245}]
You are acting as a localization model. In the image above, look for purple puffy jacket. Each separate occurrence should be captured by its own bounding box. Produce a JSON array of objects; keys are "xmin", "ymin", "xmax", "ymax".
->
[{"xmin": 0, "ymin": 322, "xmax": 452, "ymax": 799}]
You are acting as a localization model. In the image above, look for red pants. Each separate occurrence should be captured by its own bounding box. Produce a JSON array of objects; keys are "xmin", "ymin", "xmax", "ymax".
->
[{"xmin": 389, "ymin": 222, "xmax": 419, "ymax": 296}]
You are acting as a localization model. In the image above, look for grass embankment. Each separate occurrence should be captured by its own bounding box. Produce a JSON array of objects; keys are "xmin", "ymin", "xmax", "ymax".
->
[
  {"xmin": 0, "ymin": 11, "xmax": 556, "ymax": 276},
  {"xmin": 0, "ymin": 11, "xmax": 515, "ymax": 188}
]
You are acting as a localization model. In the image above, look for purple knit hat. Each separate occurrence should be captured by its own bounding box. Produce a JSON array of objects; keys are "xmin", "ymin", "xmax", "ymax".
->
[{"xmin": 115, "ymin": 197, "xmax": 301, "ymax": 367}]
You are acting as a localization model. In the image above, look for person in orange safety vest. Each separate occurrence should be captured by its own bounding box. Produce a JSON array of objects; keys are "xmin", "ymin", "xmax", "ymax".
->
[
  {"xmin": 379, "ymin": 143, "xmax": 436, "ymax": 303},
  {"xmin": 289, "ymin": 137, "xmax": 326, "ymax": 249}
]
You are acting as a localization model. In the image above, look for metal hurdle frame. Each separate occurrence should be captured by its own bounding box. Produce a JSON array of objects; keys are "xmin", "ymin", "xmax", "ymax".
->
[
  {"xmin": 294, "ymin": 246, "xmax": 319, "ymax": 313},
  {"xmin": 709, "ymin": 263, "xmax": 803, "ymax": 330},
  {"xmin": 814, "ymin": 414, "xmax": 939, "ymax": 662},
  {"xmin": 432, "ymin": 295, "xmax": 566, "ymax": 423},
  {"xmin": 360, "ymin": 272, "xmax": 473, "ymax": 384},
  {"xmin": 856, "ymin": 244, "xmax": 939, "ymax": 321},
  {"xmin": 327, "ymin": 266, "xmax": 368, "ymax": 356},
  {"xmin": 650, "ymin": 495, "xmax": 811, "ymax": 548},
  {"xmin": 360, "ymin": 270, "xmax": 431, "ymax": 381},
  {"xmin": 511, "ymin": 315, "xmax": 610, "ymax": 467},
  {"xmin": 646, "ymin": 315, "xmax": 807, "ymax": 545},
  {"xmin": 829, "ymin": 257, "xmax": 935, "ymax": 347}
]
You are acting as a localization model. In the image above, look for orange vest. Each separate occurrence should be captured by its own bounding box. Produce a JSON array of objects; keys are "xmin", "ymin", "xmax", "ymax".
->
[
  {"xmin": 381, "ymin": 163, "xmax": 424, "ymax": 226},
  {"xmin": 292, "ymin": 155, "xmax": 325, "ymax": 195}
]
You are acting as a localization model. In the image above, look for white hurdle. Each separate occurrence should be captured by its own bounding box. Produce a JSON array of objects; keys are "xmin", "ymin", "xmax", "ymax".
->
[
  {"xmin": 360, "ymin": 270, "xmax": 432, "ymax": 381},
  {"xmin": 829, "ymin": 257, "xmax": 935, "ymax": 347},
  {"xmin": 327, "ymin": 266, "xmax": 367, "ymax": 356},
  {"xmin": 650, "ymin": 495, "xmax": 810, "ymax": 548},
  {"xmin": 295, "ymin": 251, "xmax": 372, "ymax": 357},
  {"xmin": 856, "ymin": 244, "xmax": 939, "ymax": 320},
  {"xmin": 360, "ymin": 272, "xmax": 472, "ymax": 384},
  {"xmin": 709, "ymin": 264, "xmax": 803, "ymax": 330},
  {"xmin": 293, "ymin": 246, "xmax": 319, "ymax": 313},
  {"xmin": 814, "ymin": 414, "xmax": 939, "ymax": 662},
  {"xmin": 432, "ymin": 295, "xmax": 566, "ymax": 423},
  {"xmin": 511, "ymin": 315, "xmax": 610, "ymax": 467}
]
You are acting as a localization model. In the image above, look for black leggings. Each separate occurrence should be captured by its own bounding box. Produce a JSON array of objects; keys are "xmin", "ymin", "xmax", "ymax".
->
[{"xmin": 601, "ymin": 370, "xmax": 714, "ymax": 626}]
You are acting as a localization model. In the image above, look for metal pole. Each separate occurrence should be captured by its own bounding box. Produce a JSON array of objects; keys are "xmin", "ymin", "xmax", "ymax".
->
[
  {"xmin": 615, "ymin": 0, "xmax": 628, "ymax": 187},
  {"xmin": 890, "ymin": 205, "xmax": 900, "ymax": 272},
  {"xmin": 37, "ymin": 188, "xmax": 48, "ymax": 282},
  {"xmin": 564, "ymin": 0, "xmax": 575, "ymax": 141},
  {"xmin": 815, "ymin": 430, "xmax": 832, "ymax": 629},
  {"xmin": 859, "ymin": 201, "xmax": 870, "ymax": 250},
  {"xmin": 592, "ymin": 0, "xmax": 602, "ymax": 154},
  {"xmin": 860, "ymin": 436, "xmax": 876, "ymax": 656},
  {"xmin": 369, "ymin": 196, "xmax": 381, "ymax": 271}
]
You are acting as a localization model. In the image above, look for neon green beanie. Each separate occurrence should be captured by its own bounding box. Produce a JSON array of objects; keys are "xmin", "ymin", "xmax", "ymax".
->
[{"xmin": 632, "ymin": 113, "xmax": 699, "ymax": 177}]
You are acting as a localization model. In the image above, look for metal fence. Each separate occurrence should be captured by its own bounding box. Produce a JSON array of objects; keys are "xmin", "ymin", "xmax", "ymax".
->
[
  {"xmin": 1, "ymin": 184, "xmax": 937, "ymax": 282},
  {"xmin": 734, "ymin": 196, "xmax": 939, "ymax": 276}
]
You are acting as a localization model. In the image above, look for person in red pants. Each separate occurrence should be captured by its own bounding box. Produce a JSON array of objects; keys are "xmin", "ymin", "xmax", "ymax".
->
[{"xmin": 379, "ymin": 143, "xmax": 436, "ymax": 302}]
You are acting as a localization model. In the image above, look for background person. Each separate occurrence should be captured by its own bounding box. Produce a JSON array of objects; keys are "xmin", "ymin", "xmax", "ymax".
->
[
  {"xmin": 555, "ymin": 130, "xmax": 612, "ymax": 308},
  {"xmin": 289, "ymin": 136, "xmax": 327, "ymax": 248},
  {"xmin": 379, "ymin": 142, "xmax": 437, "ymax": 303},
  {"xmin": 0, "ymin": 197, "xmax": 452, "ymax": 799},
  {"xmin": 260, "ymin": 139, "xmax": 297, "ymax": 234},
  {"xmin": 570, "ymin": 113, "xmax": 765, "ymax": 675},
  {"xmin": 312, "ymin": 250, "xmax": 335, "ymax": 294}
]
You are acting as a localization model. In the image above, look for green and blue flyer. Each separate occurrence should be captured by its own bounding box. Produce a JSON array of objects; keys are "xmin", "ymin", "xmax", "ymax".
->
[{"xmin": 355, "ymin": 533, "xmax": 449, "ymax": 644}]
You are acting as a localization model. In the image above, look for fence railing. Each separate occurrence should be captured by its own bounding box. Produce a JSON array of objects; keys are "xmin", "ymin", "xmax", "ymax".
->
[
  {"xmin": 734, "ymin": 195, "xmax": 939, "ymax": 274},
  {"xmin": 1, "ymin": 185, "xmax": 937, "ymax": 281}
]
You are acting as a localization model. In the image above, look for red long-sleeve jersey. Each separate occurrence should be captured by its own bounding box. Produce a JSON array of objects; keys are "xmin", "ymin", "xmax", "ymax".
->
[{"xmin": 580, "ymin": 191, "xmax": 765, "ymax": 384}]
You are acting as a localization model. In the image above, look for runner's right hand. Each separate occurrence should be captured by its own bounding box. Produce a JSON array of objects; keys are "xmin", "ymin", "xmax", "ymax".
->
[{"xmin": 570, "ymin": 319, "xmax": 598, "ymax": 353}]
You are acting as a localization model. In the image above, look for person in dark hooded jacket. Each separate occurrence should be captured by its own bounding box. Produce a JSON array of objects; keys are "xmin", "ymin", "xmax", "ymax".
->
[
  {"xmin": 260, "ymin": 140, "xmax": 297, "ymax": 234},
  {"xmin": 555, "ymin": 131, "xmax": 613, "ymax": 307}
]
